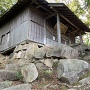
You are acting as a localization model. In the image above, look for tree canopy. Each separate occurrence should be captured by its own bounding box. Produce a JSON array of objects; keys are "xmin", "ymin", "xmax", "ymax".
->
[{"xmin": 0, "ymin": 0, "xmax": 17, "ymax": 16}]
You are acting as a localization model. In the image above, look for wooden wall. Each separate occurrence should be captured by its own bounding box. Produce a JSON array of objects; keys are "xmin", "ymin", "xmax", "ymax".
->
[
  {"xmin": 45, "ymin": 24, "xmax": 58, "ymax": 46},
  {"xmin": 27, "ymin": 8, "xmax": 45, "ymax": 44},
  {"xmin": 0, "ymin": 7, "xmax": 29, "ymax": 51}
]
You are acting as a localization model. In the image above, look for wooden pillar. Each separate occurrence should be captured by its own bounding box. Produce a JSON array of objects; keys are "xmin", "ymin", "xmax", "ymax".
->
[
  {"xmin": 57, "ymin": 13, "xmax": 61, "ymax": 46},
  {"xmin": 79, "ymin": 32, "xmax": 83, "ymax": 44},
  {"xmin": 44, "ymin": 19, "xmax": 46, "ymax": 44}
]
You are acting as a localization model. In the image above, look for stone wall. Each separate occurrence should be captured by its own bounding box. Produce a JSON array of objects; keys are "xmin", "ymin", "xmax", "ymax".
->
[{"xmin": 0, "ymin": 41, "xmax": 90, "ymax": 90}]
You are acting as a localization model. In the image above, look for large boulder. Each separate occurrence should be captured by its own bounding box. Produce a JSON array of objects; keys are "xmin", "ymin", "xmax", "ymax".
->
[
  {"xmin": 83, "ymin": 55, "xmax": 90, "ymax": 64},
  {"xmin": 21, "ymin": 63, "xmax": 38, "ymax": 83},
  {"xmin": 36, "ymin": 62, "xmax": 48, "ymax": 70},
  {"xmin": 0, "ymin": 55, "xmax": 8, "ymax": 69},
  {"xmin": 25, "ymin": 43, "xmax": 38, "ymax": 60},
  {"xmin": 71, "ymin": 43, "xmax": 90, "ymax": 52},
  {"xmin": 82, "ymin": 50, "xmax": 90, "ymax": 63},
  {"xmin": 5, "ymin": 64, "xmax": 20, "ymax": 72},
  {"xmin": 34, "ymin": 46, "xmax": 46, "ymax": 59},
  {"xmin": 9, "ymin": 52, "xmax": 15, "ymax": 60},
  {"xmin": 71, "ymin": 43, "xmax": 90, "ymax": 60},
  {"xmin": 57, "ymin": 59, "xmax": 90, "ymax": 84},
  {"xmin": 46, "ymin": 45, "xmax": 78, "ymax": 59},
  {"xmin": 46, "ymin": 46, "xmax": 61, "ymax": 58},
  {"xmin": 44, "ymin": 59, "xmax": 53, "ymax": 68},
  {"xmin": 17, "ymin": 59, "xmax": 31, "ymax": 66},
  {"xmin": 60, "ymin": 45, "xmax": 79, "ymax": 59},
  {"xmin": 2, "ymin": 84, "xmax": 31, "ymax": 90},
  {"xmin": 79, "ymin": 77, "xmax": 90, "ymax": 85},
  {"xmin": 0, "ymin": 58, "xmax": 5, "ymax": 69},
  {"xmin": 0, "ymin": 70, "xmax": 18, "ymax": 81},
  {"xmin": 10, "ymin": 51, "xmax": 25, "ymax": 60},
  {"xmin": 0, "ymin": 81, "xmax": 12, "ymax": 90},
  {"xmin": 9, "ymin": 59, "xmax": 19, "ymax": 65}
]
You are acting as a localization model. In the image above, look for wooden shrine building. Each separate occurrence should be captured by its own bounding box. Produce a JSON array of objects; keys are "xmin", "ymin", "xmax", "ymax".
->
[{"xmin": 0, "ymin": 0, "xmax": 90, "ymax": 52}]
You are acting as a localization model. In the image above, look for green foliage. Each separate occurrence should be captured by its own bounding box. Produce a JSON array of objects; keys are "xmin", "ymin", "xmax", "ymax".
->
[
  {"xmin": 38, "ymin": 69, "xmax": 53, "ymax": 81},
  {"xmin": 0, "ymin": 0, "xmax": 17, "ymax": 16},
  {"xmin": 44, "ymin": 69, "xmax": 53, "ymax": 75},
  {"xmin": 16, "ymin": 71, "xmax": 23, "ymax": 81},
  {"xmin": 84, "ymin": 0, "xmax": 90, "ymax": 9},
  {"xmin": 83, "ymin": 33, "xmax": 90, "ymax": 46},
  {"xmin": 67, "ymin": 0, "xmax": 85, "ymax": 17}
]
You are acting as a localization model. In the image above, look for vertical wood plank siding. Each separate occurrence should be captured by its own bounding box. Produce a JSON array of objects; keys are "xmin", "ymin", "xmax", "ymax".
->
[
  {"xmin": 28, "ymin": 8, "xmax": 58, "ymax": 46},
  {"xmin": 0, "ymin": 8, "xmax": 29, "ymax": 51},
  {"xmin": 28, "ymin": 8, "xmax": 45, "ymax": 44},
  {"xmin": 46, "ymin": 24, "xmax": 58, "ymax": 46}
]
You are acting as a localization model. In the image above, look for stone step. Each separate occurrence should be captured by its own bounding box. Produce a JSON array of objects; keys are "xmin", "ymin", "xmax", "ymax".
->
[
  {"xmin": 0, "ymin": 81, "xmax": 12, "ymax": 90},
  {"xmin": 5, "ymin": 64, "xmax": 20, "ymax": 72},
  {"xmin": 0, "ymin": 70, "xmax": 18, "ymax": 81},
  {"xmin": 2, "ymin": 84, "xmax": 31, "ymax": 90}
]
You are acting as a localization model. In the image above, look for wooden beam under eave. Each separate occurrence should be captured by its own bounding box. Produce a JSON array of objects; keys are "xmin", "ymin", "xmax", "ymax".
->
[
  {"xmin": 60, "ymin": 14, "xmax": 80, "ymax": 31},
  {"xmin": 50, "ymin": 7, "xmax": 80, "ymax": 31},
  {"xmin": 33, "ymin": 1, "xmax": 52, "ymax": 14},
  {"xmin": 36, "ymin": 5, "xmax": 41, "ymax": 9},
  {"xmin": 46, "ymin": 12, "xmax": 56, "ymax": 20},
  {"xmin": 68, "ymin": 30, "xmax": 79, "ymax": 34},
  {"xmin": 68, "ymin": 30, "xmax": 85, "ymax": 36},
  {"xmin": 30, "ymin": 0, "xmax": 36, "ymax": 4}
]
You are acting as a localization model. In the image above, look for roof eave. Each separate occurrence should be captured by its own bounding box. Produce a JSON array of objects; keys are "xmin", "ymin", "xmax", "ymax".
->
[{"xmin": 47, "ymin": 3, "xmax": 90, "ymax": 32}]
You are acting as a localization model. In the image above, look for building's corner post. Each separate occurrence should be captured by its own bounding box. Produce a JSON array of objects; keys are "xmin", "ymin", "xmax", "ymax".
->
[
  {"xmin": 44, "ymin": 19, "xmax": 46, "ymax": 45},
  {"xmin": 79, "ymin": 32, "xmax": 83, "ymax": 44},
  {"xmin": 57, "ymin": 13, "xmax": 61, "ymax": 46}
]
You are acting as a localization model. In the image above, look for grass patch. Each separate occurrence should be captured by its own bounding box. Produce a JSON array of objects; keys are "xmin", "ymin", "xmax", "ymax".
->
[
  {"xmin": 44, "ymin": 70, "xmax": 53, "ymax": 75},
  {"xmin": 38, "ymin": 69, "xmax": 53, "ymax": 80},
  {"xmin": 61, "ymin": 86, "xmax": 68, "ymax": 90}
]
